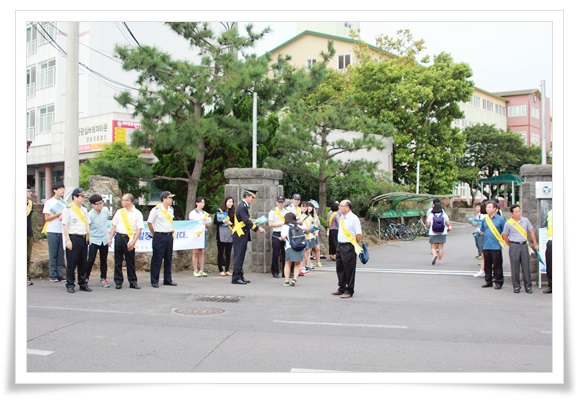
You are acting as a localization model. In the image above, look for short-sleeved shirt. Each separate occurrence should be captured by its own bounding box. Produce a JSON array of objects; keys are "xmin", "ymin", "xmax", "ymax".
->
[
  {"xmin": 111, "ymin": 206, "xmax": 144, "ymax": 236},
  {"xmin": 327, "ymin": 211, "xmax": 339, "ymax": 231},
  {"xmin": 89, "ymin": 207, "xmax": 111, "ymax": 245},
  {"xmin": 502, "ymin": 216, "xmax": 533, "ymax": 242},
  {"xmin": 427, "ymin": 211, "xmax": 450, "ymax": 235},
  {"xmin": 268, "ymin": 207, "xmax": 287, "ymax": 233},
  {"xmin": 189, "ymin": 209, "xmax": 210, "ymax": 231},
  {"xmin": 148, "ymin": 204, "xmax": 174, "ymax": 233},
  {"xmin": 62, "ymin": 205, "xmax": 90, "ymax": 235},
  {"xmin": 42, "ymin": 197, "xmax": 65, "ymax": 233},
  {"xmin": 481, "ymin": 213, "xmax": 507, "ymax": 250},
  {"xmin": 337, "ymin": 211, "xmax": 362, "ymax": 243}
]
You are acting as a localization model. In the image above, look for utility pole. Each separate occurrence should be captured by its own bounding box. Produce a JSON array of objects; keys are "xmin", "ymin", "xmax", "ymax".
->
[
  {"xmin": 252, "ymin": 91, "xmax": 257, "ymax": 168},
  {"xmin": 540, "ymin": 80, "xmax": 547, "ymax": 164},
  {"xmin": 64, "ymin": 22, "xmax": 79, "ymax": 199}
]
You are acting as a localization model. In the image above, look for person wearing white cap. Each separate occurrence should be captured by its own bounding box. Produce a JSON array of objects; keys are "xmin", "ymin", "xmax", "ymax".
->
[{"xmin": 148, "ymin": 191, "xmax": 177, "ymax": 288}]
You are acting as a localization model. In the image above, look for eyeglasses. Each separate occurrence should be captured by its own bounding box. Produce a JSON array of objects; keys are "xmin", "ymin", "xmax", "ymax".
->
[{"xmin": 94, "ymin": 201, "xmax": 103, "ymax": 205}]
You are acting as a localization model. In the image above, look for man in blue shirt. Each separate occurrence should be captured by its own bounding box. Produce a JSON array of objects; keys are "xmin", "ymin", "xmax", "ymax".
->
[
  {"xmin": 480, "ymin": 200, "xmax": 506, "ymax": 289},
  {"xmin": 87, "ymin": 194, "xmax": 112, "ymax": 288}
]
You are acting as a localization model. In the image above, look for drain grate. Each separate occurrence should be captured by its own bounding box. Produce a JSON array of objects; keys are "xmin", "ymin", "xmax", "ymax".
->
[
  {"xmin": 196, "ymin": 295, "xmax": 243, "ymax": 303},
  {"xmin": 173, "ymin": 307, "xmax": 225, "ymax": 316}
]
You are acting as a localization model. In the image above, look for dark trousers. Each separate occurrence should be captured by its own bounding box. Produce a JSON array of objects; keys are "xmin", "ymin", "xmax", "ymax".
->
[
  {"xmin": 329, "ymin": 229, "xmax": 338, "ymax": 256},
  {"xmin": 114, "ymin": 234, "xmax": 138, "ymax": 285},
  {"xmin": 216, "ymin": 239, "xmax": 232, "ymax": 272},
  {"xmin": 474, "ymin": 234, "xmax": 484, "ymax": 256},
  {"xmin": 65, "ymin": 234, "xmax": 88, "ymax": 289},
  {"xmin": 27, "ymin": 236, "xmax": 33, "ymax": 279},
  {"xmin": 545, "ymin": 240, "xmax": 552, "ymax": 287},
  {"xmin": 270, "ymin": 233, "xmax": 285, "ymax": 275},
  {"xmin": 483, "ymin": 249, "xmax": 504, "ymax": 286},
  {"xmin": 336, "ymin": 242, "xmax": 357, "ymax": 295},
  {"xmin": 508, "ymin": 243, "xmax": 532, "ymax": 289},
  {"xmin": 87, "ymin": 242, "xmax": 109, "ymax": 280},
  {"xmin": 232, "ymin": 234, "xmax": 249, "ymax": 281},
  {"xmin": 150, "ymin": 233, "xmax": 174, "ymax": 284}
]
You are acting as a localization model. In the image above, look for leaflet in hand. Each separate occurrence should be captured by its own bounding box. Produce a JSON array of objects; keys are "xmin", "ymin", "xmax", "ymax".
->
[
  {"xmin": 310, "ymin": 225, "xmax": 321, "ymax": 231},
  {"xmin": 50, "ymin": 200, "xmax": 69, "ymax": 214},
  {"xmin": 216, "ymin": 211, "xmax": 228, "ymax": 223},
  {"xmin": 254, "ymin": 215, "xmax": 268, "ymax": 225}
]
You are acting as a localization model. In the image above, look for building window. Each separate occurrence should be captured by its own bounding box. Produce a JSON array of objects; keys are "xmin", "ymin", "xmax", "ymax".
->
[
  {"xmin": 495, "ymin": 104, "xmax": 506, "ymax": 116},
  {"xmin": 307, "ymin": 59, "xmax": 317, "ymax": 70},
  {"xmin": 36, "ymin": 22, "xmax": 57, "ymax": 47},
  {"xmin": 530, "ymin": 132, "xmax": 540, "ymax": 146},
  {"xmin": 470, "ymin": 95, "xmax": 480, "ymax": 107},
  {"xmin": 482, "ymin": 99, "xmax": 494, "ymax": 112},
  {"xmin": 338, "ymin": 54, "xmax": 351, "ymax": 70},
  {"xmin": 27, "ymin": 25, "xmax": 37, "ymax": 55},
  {"xmin": 27, "ymin": 65, "xmax": 36, "ymax": 98},
  {"xmin": 37, "ymin": 104, "xmax": 55, "ymax": 133},
  {"xmin": 508, "ymin": 105, "xmax": 527, "ymax": 117},
  {"xmin": 344, "ymin": 22, "xmax": 352, "ymax": 29},
  {"xmin": 531, "ymin": 106, "xmax": 540, "ymax": 119},
  {"xmin": 38, "ymin": 59, "xmax": 56, "ymax": 89},
  {"xmin": 27, "ymin": 109, "xmax": 36, "ymax": 141}
]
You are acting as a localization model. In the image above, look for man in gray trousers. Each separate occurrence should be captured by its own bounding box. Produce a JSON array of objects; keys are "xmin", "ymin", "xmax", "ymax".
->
[{"xmin": 501, "ymin": 205, "xmax": 539, "ymax": 294}]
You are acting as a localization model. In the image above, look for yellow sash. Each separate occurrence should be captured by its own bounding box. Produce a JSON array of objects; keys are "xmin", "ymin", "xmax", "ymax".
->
[
  {"xmin": 303, "ymin": 215, "xmax": 313, "ymax": 239},
  {"xmin": 156, "ymin": 204, "xmax": 175, "ymax": 238},
  {"xmin": 485, "ymin": 215, "xmax": 506, "ymax": 249},
  {"xmin": 69, "ymin": 202, "xmax": 87, "ymax": 226},
  {"xmin": 339, "ymin": 217, "xmax": 363, "ymax": 255},
  {"xmin": 507, "ymin": 218, "xmax": 528, "ymax": 241},
  {"xmin": 27, "ymin": 200, "xmax": 33, "ymax": 217},
  {"xmin": 120, "ymin": 208, "xmax": 134, "ymax": 240},
  {"xmin": 274, "ymin": 208, "xmax": 285, "ymax": 223},
  {"xmin": 232, "ymin": 215, "xmax": 246, "ymax": 237},
  {"xmin": 328, "ymin": 211, "xmax": 337, "ymax": 228}
]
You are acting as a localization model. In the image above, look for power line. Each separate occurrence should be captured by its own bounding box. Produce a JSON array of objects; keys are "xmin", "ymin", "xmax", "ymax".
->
[{"xmin": 122, "ymin": 22, "xmax": 140, "ymax": 46}]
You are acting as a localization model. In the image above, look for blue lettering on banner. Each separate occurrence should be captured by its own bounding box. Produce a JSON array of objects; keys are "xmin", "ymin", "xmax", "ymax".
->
[{"xmin": 176, "ymin": 231, "xmax": 188, "ymax": 239}]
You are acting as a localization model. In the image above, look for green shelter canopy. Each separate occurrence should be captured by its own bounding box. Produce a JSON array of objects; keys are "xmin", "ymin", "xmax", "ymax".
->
[{"xmin": 478, "ymin": 174, "xmax": 523, "ymax": 185}]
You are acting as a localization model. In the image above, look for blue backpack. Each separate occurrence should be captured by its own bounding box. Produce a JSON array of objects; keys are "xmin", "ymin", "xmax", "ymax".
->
[{"xmin": 432, "ymin": 213, "xmax": 445, "ymax": 233}]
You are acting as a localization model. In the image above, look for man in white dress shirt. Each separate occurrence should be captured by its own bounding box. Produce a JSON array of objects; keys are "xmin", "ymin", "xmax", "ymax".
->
[
  {"xmin": 147, "ymin": 191, "xmax": 177, "ymax": 288},
  {"xmin": 62, "ymin": 188, "xmax": 91, "ymax": 293}
]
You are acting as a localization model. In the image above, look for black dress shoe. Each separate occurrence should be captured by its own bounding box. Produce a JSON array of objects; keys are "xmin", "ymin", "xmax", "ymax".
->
[
  {"xmin": 525, "ymin": 287, "xmax": 533, "ymax": 294},
  {"xmin": 129, "ymin": 283, "xmax": 141, "ymax": 289},
  {"xmin": 232, "ymin": 279, "xmax": 247, "ymax": 284},
  {"xmin": 543, "ymin": 287, "xmax": 552, "ymax": 294},
  {"xmin": 79, "ymin": 286, "xmax": 92, "ymax": 292},
  {"xmin": 242, "ymin": 279, "xmax": 251, "ymax": 283},
  {"xmin": 152, "ymin": 283, "xmax": 159, "ymax": 288},
  {"xmin": 163, "ymin": 282, "xmax": 177, "ymax": 286},
  {"xmin": 116, "ymin": 284, "xmax": 122, "ymax": 289},
  {"xmin": 272, "ymin": 274, "xmax": 280, "ymax": 278},
  {"xmin": 67, "ymin": 287, "xmax": 75, "ymax": 293},
  {"xmin": 482, "ymin": 283, "xmax": 493, "ymax": 288},
  {"xmin": 514, "ymin": 287, "xmax": 521, "ymax": 293},
  {"xmin": 494, "ymin": 284, "xmax": 502, "ymax": 290}
]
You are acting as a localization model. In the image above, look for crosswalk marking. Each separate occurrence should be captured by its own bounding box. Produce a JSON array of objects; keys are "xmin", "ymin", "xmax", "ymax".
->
[
  {"xmin": 274, "ymin": 320, "xmax": 407, "ymax": 329},
  {"xmin": 317, "ymin": 266, "xmax": 511, "ymax": 277}
]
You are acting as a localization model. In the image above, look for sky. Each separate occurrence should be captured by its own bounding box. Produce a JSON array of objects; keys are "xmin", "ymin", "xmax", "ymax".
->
[{"xmin": 245, "ymin": 20, "xmax": 553, "ymax": 100}]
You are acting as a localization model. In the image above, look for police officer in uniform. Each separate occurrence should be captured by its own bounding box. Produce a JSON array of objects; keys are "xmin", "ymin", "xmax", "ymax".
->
[
  {"xmin": 62, "ymin": 188, "xmax": 91, "ymax": 293},
  {"xmin": 231, "ymin": 189, "xmax": 266, "ymax": 284},
  {"xmin": 147, "ymin": 191, "xmax": 177, "ymax": 288}
]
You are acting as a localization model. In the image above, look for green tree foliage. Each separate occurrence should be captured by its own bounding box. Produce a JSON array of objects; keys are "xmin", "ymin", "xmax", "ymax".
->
[
  {"xmin": 350, "ymin": 30, "xmax": 474, "ymax": 195},
  {"xmin": 114, "ymin": 22, "xmax": 301, "ymax": 214},
  {"xmin": 266, "ymin": 59, "xmax": 395, "ymax": 210},
  {"xmin": 79, "ymin": 142, "xmax": 151, "ymax": 200},
  {"xmin": 458, "ymin": 123, "xmax": 545, "ymax": 203}
]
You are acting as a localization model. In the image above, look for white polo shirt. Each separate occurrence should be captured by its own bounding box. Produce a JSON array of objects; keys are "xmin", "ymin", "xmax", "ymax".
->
[
  {"xmin": 62, "ymin": 205, "xmax": 90, "ymax": 235},
  {"xmin": 111, "ymin": 206, "xmax": 144, "ymax": 235},
  {"xmin": 147, "ymin": 204, "xmax": 174, "ymax": 233},
  {"xmin": 337, "ymin": 211, "xmax": 362, "ymax": 243}
]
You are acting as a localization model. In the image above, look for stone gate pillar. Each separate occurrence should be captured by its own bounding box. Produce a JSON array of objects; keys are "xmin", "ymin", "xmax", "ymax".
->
[
  {"xmin": 224, "ymin": 168, "xmax": 284, "ymax": 273},
  {"xmin": 520, "ymin": 164, "xmax": 552, "ymax": 285}
]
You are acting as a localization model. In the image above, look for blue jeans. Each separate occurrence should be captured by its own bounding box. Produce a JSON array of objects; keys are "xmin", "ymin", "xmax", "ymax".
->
[
  {"xmin": 473, "ymin": 233, "xmax": 483, "ymax": 256},
  {"xmin": 47, "ymin": 232, "xmax": 65, "ymax": 279}
]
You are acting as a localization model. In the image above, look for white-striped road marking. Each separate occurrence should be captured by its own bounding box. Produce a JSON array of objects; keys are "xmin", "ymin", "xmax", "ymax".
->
[
  {"xmin": 317, "ymin": 266, "xmax": 511, "ymax": 277},
  {"xmin": 274, "ymin": 320, "xmax": 407, "ymax": 329},
  {"xmin": 290, "ymin": 368, "xmax": 349, "ymax": 372},
  {"xmin": 28, "ymin": 306, "xmax": 134, "ymax": 314},
  {"xmin": 27, "ymin": 349, "xmax": 54, "ymax": 356}
]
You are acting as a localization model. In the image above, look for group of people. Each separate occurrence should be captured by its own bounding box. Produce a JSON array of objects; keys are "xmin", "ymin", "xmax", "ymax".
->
[
  {"xmin": 468, "ymin": 199, "xmax": 552, "ymax": 295},
  {"xmin": 31, "ymin": 183, "xmax": 364, "ymax": 298}
]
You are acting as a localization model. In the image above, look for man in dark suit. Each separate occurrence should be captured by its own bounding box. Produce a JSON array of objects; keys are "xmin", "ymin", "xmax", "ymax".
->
[{"xmin": 231, "ymin": 189, "xmax": 266, "ymax": 284}]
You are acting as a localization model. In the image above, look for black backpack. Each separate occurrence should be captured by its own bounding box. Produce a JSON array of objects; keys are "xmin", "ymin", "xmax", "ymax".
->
[
  {"xmin": 432, "ymin": 212, "xmax": 445, "ymax": 233},
  {"xmin": 287, "ymin": 223, "xmax": 307, "ymax": 251}
]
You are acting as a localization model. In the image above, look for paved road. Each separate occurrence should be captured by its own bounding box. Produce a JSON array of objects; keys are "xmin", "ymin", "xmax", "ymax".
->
[{"xmin": 24, "ymin": 222, "xmax": 553, "ymax": 381}]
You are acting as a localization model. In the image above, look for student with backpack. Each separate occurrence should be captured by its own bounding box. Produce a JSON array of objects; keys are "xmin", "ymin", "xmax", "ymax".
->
[
  {"xmin": 426, "ymin": 202, "xmax": 452, "ymax": 265},
  {"xmin": 279, "ymin": 212, "xmax": 306, "ymax": 287}
]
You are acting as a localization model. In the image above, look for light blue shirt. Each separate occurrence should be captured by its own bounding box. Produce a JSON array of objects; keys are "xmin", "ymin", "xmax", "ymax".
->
[
  {"xmin": 88, "ymin": 207, "xmax": 111, "ymax": 246},
  {"xmin": 481, "ymin": 213, "xmax": 506, "ymax": 250}
]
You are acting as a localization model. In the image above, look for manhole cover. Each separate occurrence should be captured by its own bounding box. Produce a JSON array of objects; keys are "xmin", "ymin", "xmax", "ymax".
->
[
  {"xmin": 173, "ymin": 307, "xmax": 225, "ymax": 316},
  {"xmin": 197, "ymin": 295, "xmax": 242, "ymax": 303}
]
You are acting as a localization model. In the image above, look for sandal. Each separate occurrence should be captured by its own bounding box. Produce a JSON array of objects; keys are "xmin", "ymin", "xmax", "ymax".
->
[{"xmin": 219, "ymin": 272, "xmax": 226, "ymax": 276}]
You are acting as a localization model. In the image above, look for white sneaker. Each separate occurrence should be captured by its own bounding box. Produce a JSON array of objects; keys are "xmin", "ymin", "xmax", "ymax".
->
[{"xmin": 473, "ymin": 270, "xmax": 485, "ymax": 278}]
